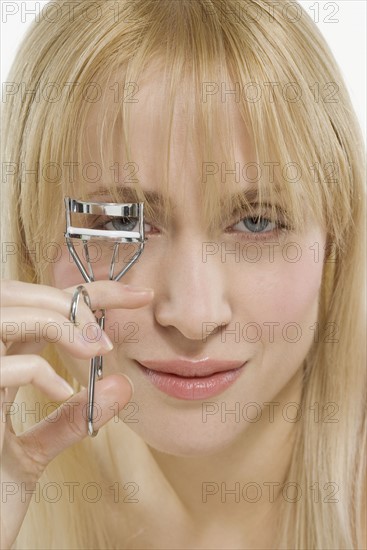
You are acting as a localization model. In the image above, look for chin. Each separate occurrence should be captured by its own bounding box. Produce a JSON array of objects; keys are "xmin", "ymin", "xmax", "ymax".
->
[
  {"xmin": 147, "ymin": 437, "xmax": 238, "ymax": 458},
  {"xmin": 123, "ymin": 411, "xmax": 245, "ymax": 457}
]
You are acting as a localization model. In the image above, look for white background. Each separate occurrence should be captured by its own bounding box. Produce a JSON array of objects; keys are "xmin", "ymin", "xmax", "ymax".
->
[{"xmin": 1, "ymin": 0, "xmax": 366, "ymax": 141}]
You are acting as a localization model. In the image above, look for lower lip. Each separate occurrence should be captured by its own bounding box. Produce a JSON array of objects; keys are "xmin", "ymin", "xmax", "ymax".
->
[{"xmin": 136, "ymin": 362, "xmax": 247, "ymax": 400}]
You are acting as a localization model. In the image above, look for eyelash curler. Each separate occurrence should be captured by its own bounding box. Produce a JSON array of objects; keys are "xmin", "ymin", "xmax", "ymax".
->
[{"xmin": 64, "ymin": 196, "xmax": 146, "ymax": 437}]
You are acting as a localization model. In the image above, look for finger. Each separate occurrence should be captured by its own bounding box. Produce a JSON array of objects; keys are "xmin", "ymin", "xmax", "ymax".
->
[
  {"xmin": 0, "ymin": 355, "xmax": 75, "ymax": 402},
  {"xmin": 63, "ymin": 280, "xmax": 154, "ymax": 311},
  {"xmin": 19, "ymin": 374, "xmax": 133, "ymax": 465},
  {"xmin": 0, "ymin": 340, "xmax": 7, "ymax": 356},
  {"xmin": 1, "ymin": 279, "xmax": 97, "ymax": 329},
  {"xmin": 1, "ymin": 386, "xmax": 16, "ymax": 448},
  {"xmin": 1, "ymin": 280, "xmax": 154, "ymax": 323},
  {"xmin": 1, "ymin": 388, "xmax": 9, "ymax": 453},
  {"xmin": 1, "ymin": 308, "xmax": 111, "ymax": 358}
]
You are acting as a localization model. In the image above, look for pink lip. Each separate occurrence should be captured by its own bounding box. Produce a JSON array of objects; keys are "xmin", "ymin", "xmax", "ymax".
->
[{"xmin": 135, "ymin": 358, "xmax": 247, "ymax": 400}]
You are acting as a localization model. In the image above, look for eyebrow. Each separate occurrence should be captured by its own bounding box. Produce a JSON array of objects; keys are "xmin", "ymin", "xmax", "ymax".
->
[
  {"xmin": 87, "ymin": 185, "xmax": 271, "ymax": 205},
  {"xmin": 227, "ymin": 187, "xmax": 273, "ymax": 207},
  {"xmin": 86, "ymin": 186, "xmax": 166, "ymax": 204},
  {"xmin": 86, "ymin": 186, "xmax": 171, "ymax": 220},
  {"xmin": 85, "ymin": 185, "xmax": 278, "ymax": 225}
]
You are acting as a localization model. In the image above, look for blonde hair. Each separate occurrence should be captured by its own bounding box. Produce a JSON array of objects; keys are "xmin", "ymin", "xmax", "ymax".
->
[{"xmin": 1, "ymin": 0, "xmax": 365, "ymax": 548}]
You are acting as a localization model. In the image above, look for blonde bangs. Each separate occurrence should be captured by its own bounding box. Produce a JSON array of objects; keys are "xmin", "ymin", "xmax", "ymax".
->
[{"xmin": 7, "ymin": 0, "xmax": 361, "ymax": 273}]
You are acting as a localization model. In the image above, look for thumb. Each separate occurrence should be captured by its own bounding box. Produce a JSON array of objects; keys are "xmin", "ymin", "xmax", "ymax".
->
[{"xmin": 19, "ymin": 374, "xmax": 134, "ymax": 464}]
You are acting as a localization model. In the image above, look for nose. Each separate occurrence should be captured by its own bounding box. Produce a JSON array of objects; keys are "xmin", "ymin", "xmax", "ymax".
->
[{"xmin": 154, "ymin": 235, "xmax": 232, "ymax": 340}]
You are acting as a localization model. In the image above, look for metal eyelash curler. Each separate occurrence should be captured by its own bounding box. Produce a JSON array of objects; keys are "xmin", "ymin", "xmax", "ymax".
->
[{"xmin": 64, "ymin": 196, "xmax": 146, "ymax": 437}]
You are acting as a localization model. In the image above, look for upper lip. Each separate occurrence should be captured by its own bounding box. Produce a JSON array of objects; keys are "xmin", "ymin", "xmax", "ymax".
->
[{"xmin": 135, "ymin": 357, "xmax": 246, "ymax": 377}]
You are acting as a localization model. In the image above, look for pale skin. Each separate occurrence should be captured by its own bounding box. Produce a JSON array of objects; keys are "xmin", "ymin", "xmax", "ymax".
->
[
  {"xmin": 0, "ymin": 282, "xmax": 154, "ymax": 549},
  {"xmin": 1, "ymin": 66, "xmax": 328, "ymax": 549}
]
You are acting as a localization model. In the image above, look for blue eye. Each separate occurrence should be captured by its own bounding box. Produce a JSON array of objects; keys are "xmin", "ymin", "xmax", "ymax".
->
[
  {"xmin": 233, "ymin": 216, "xmax": 276, "ymax": 234},
  {"xmin": 94, "ymin": 216, "xmax": 154, "ymax": 234},
  {"xmin": 104, "ymin": 217, "xmax": 138, "ymax": 232}
]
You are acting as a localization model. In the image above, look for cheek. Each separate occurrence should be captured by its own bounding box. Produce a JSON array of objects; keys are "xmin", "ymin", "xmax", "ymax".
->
[
  {"xmin": 51, "ymin": 243, "xmax": 129, "ymax": 289},
  {"xmin": 51, "ymin": 250, "xmax": 85, "ymax": 289},
  {"xmin": 51, "ymin": 240, "xmax": 152, "ymax": 290},
  {"xmin": 231, "ymin": 238, "xmax": 325, "ymax": 327}
]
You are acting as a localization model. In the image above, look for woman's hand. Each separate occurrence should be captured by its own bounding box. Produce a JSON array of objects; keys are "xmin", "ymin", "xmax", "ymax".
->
[{"xmin": 0, "ymin": 279, "xmax": 154, "ymax": 550}]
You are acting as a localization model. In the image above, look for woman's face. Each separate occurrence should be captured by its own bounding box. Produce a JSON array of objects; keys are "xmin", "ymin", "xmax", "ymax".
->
[{"xmin": 52, "ymin": 68, "xmax": 327, "ymax": 456}]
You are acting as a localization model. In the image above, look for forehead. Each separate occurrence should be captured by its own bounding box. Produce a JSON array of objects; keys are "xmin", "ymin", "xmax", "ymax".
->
[
  {"xmin": 66, "ymin": 59, "xmax": 315, "ymax": 237},
  {"xmin": 82, "ymin": 61, "xmax": 257, "ymax": 197}
]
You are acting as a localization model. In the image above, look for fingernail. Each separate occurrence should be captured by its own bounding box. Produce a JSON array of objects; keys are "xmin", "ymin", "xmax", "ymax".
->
[
  {"xmin": 100, "ymin": 331, "xmax": 114, "ymax": 351},
  {"xmin": 77, "ymin": 332, "xmax": 105, "ymax": 353},
  {"xmin": 124, "ymin": 285, "xmax": 154, "ymax": 294},
  {"xmin": 116, "ymin": 373, "xmax": 134, "ymax": 397}
]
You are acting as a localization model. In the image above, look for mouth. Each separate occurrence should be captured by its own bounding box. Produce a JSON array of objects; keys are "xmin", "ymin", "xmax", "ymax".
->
[{"xmin": 135, "ymin": 359, "xmax": 247, "ymax": 400}]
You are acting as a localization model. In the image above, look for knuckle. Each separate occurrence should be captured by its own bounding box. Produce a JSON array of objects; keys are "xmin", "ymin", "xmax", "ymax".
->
[
  {"xmin": 61, "ymin": 405, "xmax": 85, "ymax": 439},
  {"xmin": 18, "ymin": 433, "xmax": 49, "ymax": 478}
]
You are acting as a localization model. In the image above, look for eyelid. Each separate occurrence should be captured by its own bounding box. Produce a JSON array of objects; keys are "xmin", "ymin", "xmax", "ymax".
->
[
  {"xmin": 92, "ymin": 215, "xmax": 160, "ymax": 235},
  {"xmin": 228, "ymin": 203, "xmax": 290, "ymax": 226},
  {"xmin": 91, "ymin": 214, "xmax": 135, "ymax": 227},
  {"xmin": 224, "ymin": 203, "xmax": 294, "ymax": 243},
  {"xmin": 91, "ymin": 214, "xmax": 142, "ymax": 225}
]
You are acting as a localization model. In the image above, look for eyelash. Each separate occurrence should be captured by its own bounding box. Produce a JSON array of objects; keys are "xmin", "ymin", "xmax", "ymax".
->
[
  {"xmin": 226, "ymin": 214, "xmax": 291, "ymax": 241},
  {"xmin": 91, "ymin": 211, "xmax": 292, "ymax": 241},
  {"xmin": 91, "ymin": 216, "xmax": 156, "ymax": 235}
]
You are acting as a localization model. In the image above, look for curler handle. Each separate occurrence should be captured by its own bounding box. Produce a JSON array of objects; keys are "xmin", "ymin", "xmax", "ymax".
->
[{"xmin": 87, "ymin": 310, "xmax": 105, "ymax": 437}]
